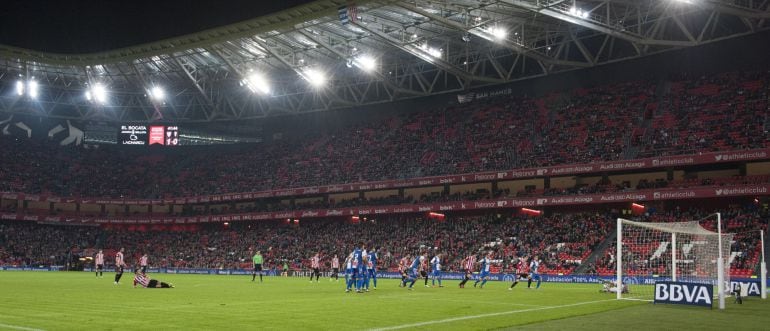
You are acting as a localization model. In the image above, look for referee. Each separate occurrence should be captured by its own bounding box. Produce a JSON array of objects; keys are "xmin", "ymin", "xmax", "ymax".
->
[{"xmin": 252, "ymin": 250, "xmax": 264, "ymax": 283}]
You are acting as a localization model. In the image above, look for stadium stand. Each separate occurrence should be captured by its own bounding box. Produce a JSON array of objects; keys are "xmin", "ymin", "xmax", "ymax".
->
[
  {"xmin": 0, "ymin": 69, "xmax": 768, "ymax": 200},
  {"xmin": 636, "ymin": 71, "xmax": 769, "ymax": 158},
  {"xmin": 1, "ymin": 206, "xmax": 765, "ymax": 278},
  {"xmin": 0, "ymin": 69, "xmax": 768, "ymax": 281}
]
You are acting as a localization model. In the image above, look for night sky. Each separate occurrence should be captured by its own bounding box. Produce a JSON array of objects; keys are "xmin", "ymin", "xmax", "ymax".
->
[{"xmin": 0, "ymin": 0, "xmax": 316, "ymax": 53}]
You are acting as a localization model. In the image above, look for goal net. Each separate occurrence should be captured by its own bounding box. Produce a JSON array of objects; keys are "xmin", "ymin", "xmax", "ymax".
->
[{"xmin": 615, "ymin": 218, "xmax": 733, "ymax": 302}]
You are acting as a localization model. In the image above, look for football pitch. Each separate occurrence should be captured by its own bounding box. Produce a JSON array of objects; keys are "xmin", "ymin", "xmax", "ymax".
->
[{"xmin": 0, "ymin": 272, "xmax": 767, "ymax": 330}]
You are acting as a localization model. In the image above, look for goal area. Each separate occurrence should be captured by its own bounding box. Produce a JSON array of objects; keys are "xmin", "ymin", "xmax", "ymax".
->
[{"xmin": 615, "ymin": 217, "xmax": 733, "ymax": 308}]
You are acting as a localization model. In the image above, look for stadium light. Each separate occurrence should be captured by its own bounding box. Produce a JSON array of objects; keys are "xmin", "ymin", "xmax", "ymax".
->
[
  {"xmin": 86, "ymin": 83, "xmax": 108, "ymax": 104},
  {"xmin": 27, "ymin": 80, "xmax": 38, "ymax": 99},
  {"xmin": 242, "ymin": 72, "xmax": 271, "ymax": 94},
  {"xmin": 302, "ymin": 68, "xmax": 326, "ymax": 87},
  {"xmin": 149, "ymin": 85, "xmax": 165, "ymax": 101},
  {"xmin": 355, "ymin": 55, "xmax": 377, "ymax": 72},
  {"xmin": 489, "ymin": 26, "xmax": 508, "ymax": 40},
  {"xmin": 15, "ymin": 79, "xmax": 39, "ymax": 98},
  {"xmin": 419, "ymin": 43, "xmax": 442, "ymax": 58},
  {"xmin": 569, "ymin": 7, "xmax": 590, "ymax": 19},
  {"xmin": 15, "ymin": 80, "xmax": 24, "ymax": 96}
]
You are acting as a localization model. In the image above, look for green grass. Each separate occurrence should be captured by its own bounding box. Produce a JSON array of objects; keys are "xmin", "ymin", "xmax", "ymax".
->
[{"xmin": 0, "ymin": 272, "xmax": 767, "ymax": 330}]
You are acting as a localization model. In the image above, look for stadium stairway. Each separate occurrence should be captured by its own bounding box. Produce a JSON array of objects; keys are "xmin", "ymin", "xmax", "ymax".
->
[{"xmin": 574, "ymin": 231, "xmax": 617, "ymax": 274}]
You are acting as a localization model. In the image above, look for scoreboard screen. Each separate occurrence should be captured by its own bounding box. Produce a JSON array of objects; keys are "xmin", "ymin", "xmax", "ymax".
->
[
  {"xmin": 119, "ymin": 125, "xmax": 179, "ymax": 146},
  {"xmin": 119, "ymin": 125, "xmax": 148, "ymax": 145},
  {"xmin": 149, "ymin": 126, "xmax": 179, "ymax": 146}
]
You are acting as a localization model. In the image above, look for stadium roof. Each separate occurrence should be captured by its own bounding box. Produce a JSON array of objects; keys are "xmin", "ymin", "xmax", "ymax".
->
[
  {"xmin": 0, "ymin": 0, "xmax": 768, "ymax": 123},
  {"xmin": 0, "ymin": 0, "xmax": 317, "ymax": 53}
]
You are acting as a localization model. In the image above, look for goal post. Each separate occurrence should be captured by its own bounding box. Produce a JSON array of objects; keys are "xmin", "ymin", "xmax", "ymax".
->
[
  {"xmin": 615, "ymin": 217, "xmax": 733, "ymax": 308},
  {"xmin": 762, "ymin": 229, "xmax": 767, "ymax": 300}
]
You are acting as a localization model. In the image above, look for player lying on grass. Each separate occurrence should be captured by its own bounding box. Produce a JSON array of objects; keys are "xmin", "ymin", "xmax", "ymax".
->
[
  {"xmin": 599, "ymin": 279, "xmax": 627, "ymax": 294},
  {"xmin": 133, "ymin": 269, "xmax": 174, "ymax": 288}
]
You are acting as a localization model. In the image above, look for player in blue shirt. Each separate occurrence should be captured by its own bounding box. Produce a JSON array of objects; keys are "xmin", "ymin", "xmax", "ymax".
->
[
  {"xmin": 473, "ymin": 252, "xmax": 493, "ymax": 289},
  {"xmin": 346, "ymin": 242, "xmax": 366, "ymax": 293},
  {"xmin": 344, "ymin": 252, "xmax": 354, "ymax": 292},
  {"xmin": 430, "ymin": 253, "xmax": 443, "ymax": 287},
  {"xmin": 365, "ymin": 247, "xmax": 378, "ymax": 291},
  {"xmin": 528, "ymin": 255, "xmax": 542, "ymax": 289},
  {"xmin": 402, "ymin": 253, "xmax": 424, "ymax": 290}
]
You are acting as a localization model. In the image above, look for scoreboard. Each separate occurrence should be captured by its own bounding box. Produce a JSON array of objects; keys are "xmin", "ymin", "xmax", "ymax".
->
[
  {"xmin": 149, "ymin": 126, "xmax": 179, "ymax": 146},
  {"xmin": 119, "ymin": 125, "xmax": 148, "ymax": 145},
  {"xmin": 119, "ymin": 125, "xmax": 179, "ymax": 146}
]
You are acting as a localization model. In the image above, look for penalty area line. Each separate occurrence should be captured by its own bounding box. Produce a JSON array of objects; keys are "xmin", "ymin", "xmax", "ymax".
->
[
  {"xmin": 0, "ymin": 323, "xmax": 45, "ymax": 331},
  {"xmin": 368, "ymin": 299, "xmax": 617, "ymax": 331}
]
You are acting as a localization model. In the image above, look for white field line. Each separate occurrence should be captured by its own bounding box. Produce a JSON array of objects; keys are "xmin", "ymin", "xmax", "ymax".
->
[
  {"xmin": 368, "ymin": 299, "xmax": 617, "ymax": 331},
  {"xmin": 376, "ymin": 295, "xmax": 547, "ymax": 307},
  {"xmin": 0, "ymin": 323, "xmax": 45, "ymax": 331}
]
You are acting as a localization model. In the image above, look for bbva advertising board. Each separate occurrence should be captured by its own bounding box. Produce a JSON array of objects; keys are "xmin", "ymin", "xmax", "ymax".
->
[
  {"xmin": 654, "ymin": 281, "xmax": 713, "ymax": 308},
  {"xmin": 730, "ymin": 280, "xmax": 762, "ymax": 297}
]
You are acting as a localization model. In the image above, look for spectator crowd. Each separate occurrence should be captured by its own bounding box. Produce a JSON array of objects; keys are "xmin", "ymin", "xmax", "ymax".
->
[
  {"xmin": 1, "ymin": 206, "xmax": 765, "ymax": 278},
  {"xmin": 0, "ymin": 70, "xmax": 767, "ymax": 199}
]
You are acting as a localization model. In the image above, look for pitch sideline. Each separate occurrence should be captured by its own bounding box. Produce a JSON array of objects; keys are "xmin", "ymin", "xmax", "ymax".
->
[{"xmin": 368, "ymin": 299, "xmax": 618, "ymax": 331}]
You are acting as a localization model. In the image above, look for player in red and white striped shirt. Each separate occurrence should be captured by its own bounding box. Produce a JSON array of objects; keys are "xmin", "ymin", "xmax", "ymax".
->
[
  {"xmin": 309, "ymin": 253, "xmax": 321, "ymax": 283},
  {"xmin": 509, "ymin": 256, "xmax": 531, "ymax": 290},
  {"xmin": 458, "ymin": 254, "xmax": 477, "ymax": 288},
  {"xmin": 114, "ymin": 248, "xmax": 126, "ymax": 285},
  {"xmin": 133, "ymin": 269, "xmax": 173, "ymax": 288},
  {"xmin": 139, "ymin": 254, "xmax": 149, "ymax": 274},
  {"xmin": 94, "ymin": 250, "xmax": 104, "ymax": 278},
  {"xmin": 330, "ymin": 255, "xmax": 340, "ymax": 282}
]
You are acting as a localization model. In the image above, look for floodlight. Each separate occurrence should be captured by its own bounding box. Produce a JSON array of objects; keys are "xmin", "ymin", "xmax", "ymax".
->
[
  {"xmin": 419, "ymin": 43, "xmax": 442, "ymax": 58},
  {"xmin": 27, "ymin": 80, "xmax": 38, "ymax": 99},
  {"xmin": 242, "ymin": 73, "xmax": 271, "ymax": 94},
  {"xmin": 489, "ymin": 27, "xmax": 508, "ymax": 40},
  {"xmin": 355, "ymin": 55, "xmax": 377, "ymax": 72},
  {"xmin": 570, "ymin": 7, "xmax": 590, "ymax": 19},
  {"xmin": 303, "ymin": 68, "xmax": 326, "ymax": 87},
  {"xmin": 150, "ymin": 86, "xmax": 165, "ymax": 101},
  {"xmin": 88, "ymin": 83, "xmax": 107, "ymax": 104},
  {"xmin": 16, "ymin": 80, "xmax": 24, "ymax": 96}
]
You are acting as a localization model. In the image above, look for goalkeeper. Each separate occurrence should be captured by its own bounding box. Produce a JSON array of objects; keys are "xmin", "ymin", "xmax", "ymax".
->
[{"xmin": 600, "ymin": 279, "xmax": 627, "ymax": 294}]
